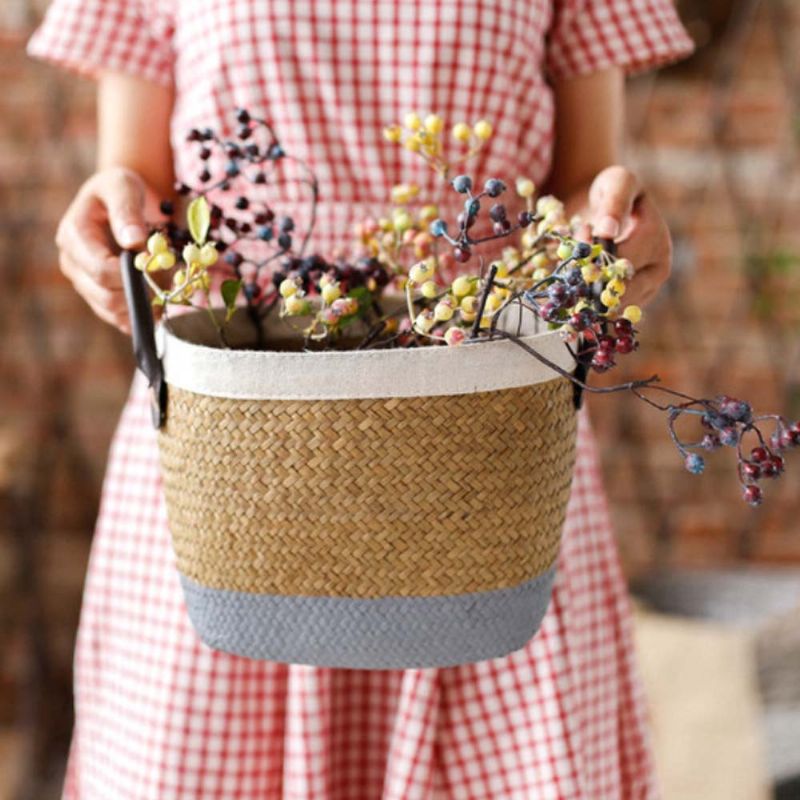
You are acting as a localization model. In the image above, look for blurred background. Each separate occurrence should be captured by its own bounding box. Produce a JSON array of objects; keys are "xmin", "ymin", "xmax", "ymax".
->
[{"xmin": 1, "ymin": 1, "xmax": 799, "ymax": 798}]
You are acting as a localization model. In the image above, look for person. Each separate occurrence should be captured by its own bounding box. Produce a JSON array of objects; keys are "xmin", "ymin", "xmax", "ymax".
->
[{"xmin": 28, "ymin": 2, "xmax": 694, "ymax": 798}]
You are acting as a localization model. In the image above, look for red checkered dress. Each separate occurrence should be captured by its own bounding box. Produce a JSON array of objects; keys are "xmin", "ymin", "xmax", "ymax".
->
[{"xmin": 29, "ymin": 2, "xmax": 693, "ymax": 798}]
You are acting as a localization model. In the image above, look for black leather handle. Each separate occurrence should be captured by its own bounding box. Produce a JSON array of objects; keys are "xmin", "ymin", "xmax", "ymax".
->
[{"xmin": 120, "ymin": 250, "xmax": 167, "ymax": 428}]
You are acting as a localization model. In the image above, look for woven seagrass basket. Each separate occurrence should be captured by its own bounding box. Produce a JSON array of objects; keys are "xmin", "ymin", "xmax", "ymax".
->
[{"xmin": 121, "ymin": 253, "xmax": 578, "ymax": 669}]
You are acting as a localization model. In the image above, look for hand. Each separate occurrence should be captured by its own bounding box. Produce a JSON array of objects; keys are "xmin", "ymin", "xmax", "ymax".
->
[
  {"xmin": 55, "ymin": 167, "xmax": 157, "ymax": 334},
  {"xmin": 588, "ymin": 165, "xmax": 673, "ymax": 308}
]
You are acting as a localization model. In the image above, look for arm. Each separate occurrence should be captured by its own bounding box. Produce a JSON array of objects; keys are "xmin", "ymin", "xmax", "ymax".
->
[
  {"xmin": 55, "ymin": 72, "xmax": 174, "ymax": 333},
  {"xmin": 545, "ymin": 67, "xmax": 673, "ymax": 309}
]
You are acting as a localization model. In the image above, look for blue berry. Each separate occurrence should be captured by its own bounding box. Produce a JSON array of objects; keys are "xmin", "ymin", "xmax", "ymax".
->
[
  {"xmin": 566, "ymin": 268, "xmax": 582, "ymax": 285},
  {"xmin": 484, "ymin": 178, "xmax": 506, "ymax": 197},
  {"xmin": 268, "ymin": 143, "xmax": 285, "ymax": 160},
  {"xmin": 574, "ymin": 242, "xmax": 592, "ymax": 259},
  {"xmin": 258, "ymin": 226, "xmax": 273, "ymax": 241},
  {"xmin": 226, "ymin": 161, "xmax": 240, "ymax": 177},
  {"xmin": 429, "ymin": 218, "xmax": 448, "ymax": 237},
  {"xmin": 279, "ymin": 216, "xmax": 295, "ymax": 233},
  {"xmin": 684, "ymin": 453, "xmax": 705, "ymax": 474},
  {"xmin": 278, "ymin": 232, "xmax": 292, "ymax": 250},
  {"xmin": 719, "ymin": 426, "xmax": 739, "ymax": 447},
  {"xmin": 465, "ymin": 198, "xmax": 480, "ymax": 217},
  {"xmin": 452, "ymin": 175, "xmax": 472, "ymax": 193}
]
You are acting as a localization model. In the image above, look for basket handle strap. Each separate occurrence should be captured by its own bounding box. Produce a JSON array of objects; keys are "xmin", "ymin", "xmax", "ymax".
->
[{"xmin": 120, "ymin": 250, "xmax": 168, "ymax": 429}]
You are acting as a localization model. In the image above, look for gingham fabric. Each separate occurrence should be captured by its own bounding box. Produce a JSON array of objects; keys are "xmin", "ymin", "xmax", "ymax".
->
[{"xmin": 28, "ymin": 2, "xmax": 693, "ymax": 798}]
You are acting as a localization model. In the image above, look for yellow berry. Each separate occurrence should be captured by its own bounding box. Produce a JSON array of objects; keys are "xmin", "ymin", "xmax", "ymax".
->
[
  {"xmin": 515, "ymin": 177, "xmax": 535, "ymax": 198},
  {"xmin": 532, "ymin": 268, "xmax": 549, "ymax": 281},
  {"xmin": 556, "ymin": 242, "xmax": 573, "ymax": 260},
  {"xmin": 414, "ymin": 310, "xmax": 435, "ymax": 334},
  {"xmin": 452, "ymin": 122, "xmax": 471, "ymax": 142},
  {"xmin": 460, "ymin": 295, "xmax": 478, "ymax": 314},
  {"xmin": 434, "ymin": 301, "xmax": 454, "ymax": 322},
  {"xmin": 419, "ymin": 204, "xmax": 439, "ymax": 223},
  {"xmin": 285, "ymin": 294, "xmax": 311, "ymax": 316},
  {"xmin": 404, "ymin": 112, "xmax": 422, "ymax": 130},
  {"xmin": 134, "ymin": 251, "xmax": 151, "ymax": 271},
  {"xmin": 485, "ymin": 293, "xmax": 503, "ymax": 312},
  {"xmin": 404, "ymin": 135, "xmax": 422, "ymax": 152},
  {"xmin": 582, "ymin": 264, "xmax": 602, "ymax": 283},
  {"xmin": 409, "ymin": 260, "xmax": 435, "ymax": 284},
  {"xmin": 623, "ymin": 305, "xmax": 642, "ymax": 324},
  {"xmin": 199, "ymin": 243, "xmax": 218, "ymax": 267},
  {"xmin": 151, "ymin": 251, "xmax": 176, "ymax": 271},
  {"xmin": 613, "ymin": 258, "xmax": 634, "ymax": 279},
  {"xmin": 147, "ymin": 232, "xmax": 168, "ymax": 255},
  {"xmin": 420, "ymin": 280, "xmax": 439, "ymax": 299},
  {"xmin": 182, "ymin": 243, "xmax": 201, "ymax": 265},
  {"xmin": 392, "ymin": 209, "xmax": 413, "ymax": 233},
  {"xmin": 492, "ymin": 260, "xmax": 509, "ymax": 278},
  {"xmin": 383, "ymin": 124, "xmax": 403, "ymax": 143},
  {"xmin": 608, "ymin": 277, "xmax": 626, "ymax": 296},
  {"xmin": 321, "ymin": 283, "xmax": 341, "ymax": 304},
  {"xmin": 424, "ymin": 114, "xmax": 444, "ymax": 134},
  {"xmin": 473, "ymin": 119, "xmax": 493, "ymax": 140},
  {"xmin": 172, "ymin": 268, "xmax": 186, "ymax": 288},
  {"xmin": 279, "ymin": 278, "xmax": 299, "ymax": 298},
  {"xmin": 451, "ymin": 275, "xmax": 474, "ymax": 298},
  {"xmin": 600, "ymin": 290, "xmax": 620, "ymax": 309}
]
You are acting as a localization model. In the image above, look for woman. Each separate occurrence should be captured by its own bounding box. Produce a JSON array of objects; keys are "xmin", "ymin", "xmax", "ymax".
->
[{"xmin": 28, "ymin": 1, "xmax": 693, "ymax": 797}]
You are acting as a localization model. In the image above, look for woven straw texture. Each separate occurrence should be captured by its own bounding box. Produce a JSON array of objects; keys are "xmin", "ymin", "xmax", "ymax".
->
[{"xmin": 158, "ymin": 378, "xmax": 577, "ymax": 598}]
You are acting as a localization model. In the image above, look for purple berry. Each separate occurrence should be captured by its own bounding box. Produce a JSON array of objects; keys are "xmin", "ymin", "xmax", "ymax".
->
[{"xmin": 489, "ymin": 203, "xmax": 507, "ymax": 222}]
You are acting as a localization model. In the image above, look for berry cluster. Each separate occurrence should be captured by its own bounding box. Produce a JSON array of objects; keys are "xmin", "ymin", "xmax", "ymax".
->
[
  {"xmin": 656, "ymin": 394, "xmax": 800, "ymax": 506},
  {"xmin": 127, "ymin": 108, "xmax": 797, "ymax": 504}
]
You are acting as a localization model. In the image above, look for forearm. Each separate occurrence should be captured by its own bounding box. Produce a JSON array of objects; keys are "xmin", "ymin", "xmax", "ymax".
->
[
  {"xmin": 543, "ymin": 66, "xmax": 625, "ymax": 203},
  {"xmin": 98, "ymin": 71, "xmax": 176, "ymax": 200}
]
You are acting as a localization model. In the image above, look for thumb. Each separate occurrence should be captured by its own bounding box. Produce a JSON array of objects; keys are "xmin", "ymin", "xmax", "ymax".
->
[
  {"xmin": 96, "ymin": 167, "xmax": 149, "ymax": 249},
  {"xmin": 588, "ymin": 166, "xmax": 642, "ymax": 240}
]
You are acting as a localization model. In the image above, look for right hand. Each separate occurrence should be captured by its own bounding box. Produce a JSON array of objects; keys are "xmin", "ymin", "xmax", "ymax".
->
[{"xmin": 55, "ymin": 167, "xmax": 155, "ymax": 335}]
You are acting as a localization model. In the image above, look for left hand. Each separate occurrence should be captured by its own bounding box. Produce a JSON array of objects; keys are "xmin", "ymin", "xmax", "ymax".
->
[{"xmin": 587, "ymin": 166, "xmax": 673, "ymax": 309}]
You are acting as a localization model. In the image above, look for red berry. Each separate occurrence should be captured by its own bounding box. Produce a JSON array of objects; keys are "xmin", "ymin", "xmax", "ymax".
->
[
  {"xmin": 743, "ymin": 485, "xmax": 763, "ymax": 506},
  {"xmin": 453, "ymin": 246, "xmax": 471, "ymax": 263},
  {"xmin": 615, "ymin": 335, "xmax": 635, "ymax": 354},
  {"xmin": 750, "ymin": 446, "xmax": 768, "ymax": 462},
  {"xmin": 598, "ymin": 335, "xmax": 616, "ymax": 352},
  {"xmin": 742, "ymin": 462, "xmax": 761, "ymax": 480},
  {"xmin": 614, "ymin": 318, "xmax": 633, "ymax": 336}
]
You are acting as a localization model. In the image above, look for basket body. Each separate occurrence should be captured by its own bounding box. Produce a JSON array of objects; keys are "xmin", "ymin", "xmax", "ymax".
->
[{"xmin": 155, "ymin": 307, "xmax": 578, "ymax": 669}]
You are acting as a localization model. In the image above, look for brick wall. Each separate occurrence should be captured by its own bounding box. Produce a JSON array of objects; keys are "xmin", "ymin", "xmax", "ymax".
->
[{"xmin": 1, "ymin": 1, "xmax": 799, "ymax": 796}]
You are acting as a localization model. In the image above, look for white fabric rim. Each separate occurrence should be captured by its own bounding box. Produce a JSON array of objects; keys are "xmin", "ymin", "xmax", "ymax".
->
[{"xmin": 156, "ymin": 305, "xmax": 575, "ymax": 400}]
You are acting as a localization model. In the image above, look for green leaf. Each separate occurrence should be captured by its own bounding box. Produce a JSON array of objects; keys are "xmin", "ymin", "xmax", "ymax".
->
[
  {"xmin": 221, "ymin": 278, "xmax": 242, "ymax": 322},
  {"xmin": 347, "ymin": 285, "xmax": 372, "ymax": 313},
  {"xmin": 187, "ymin": 196, "xmax": 211, "ymax": 245}
]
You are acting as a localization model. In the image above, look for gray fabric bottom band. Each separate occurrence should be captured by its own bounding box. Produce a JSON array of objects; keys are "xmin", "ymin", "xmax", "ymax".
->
[{"xmin": 179, "ymin": 568, "xmax": 557, "ymax": 669}]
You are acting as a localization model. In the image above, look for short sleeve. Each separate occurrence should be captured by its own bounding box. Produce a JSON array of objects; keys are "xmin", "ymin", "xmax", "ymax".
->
[
  {"xmin": 26, "ymin": 0, "xmax": 174, "ymax": 88},
  {"xmin": 545, "ymin": 0, "xmax": 695, "ymax": 80}
]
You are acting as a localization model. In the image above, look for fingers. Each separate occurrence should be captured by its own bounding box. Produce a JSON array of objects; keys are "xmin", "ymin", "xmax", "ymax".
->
[
  {"xmin": 94, "ymin": 167, "xmax": 149, "ymax": 249},
  {"xmin": 614, "ymin": 196, "xmax": 673, "ymax": 308},
  {"xmin": 589, "ymin": 165, "xmax": 643, "ymax": 240},
  {"xmin": 54, "ymin": 167, "xmax": 152, "ymax": 333},
  {"xmin": 60, "ymin": 251, "xmax": 131, "ymax": 334}
]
